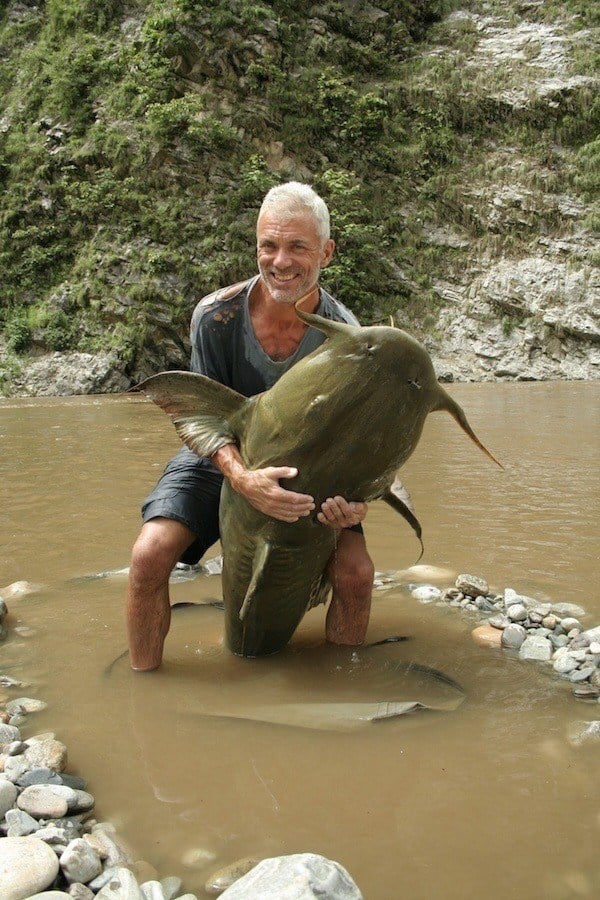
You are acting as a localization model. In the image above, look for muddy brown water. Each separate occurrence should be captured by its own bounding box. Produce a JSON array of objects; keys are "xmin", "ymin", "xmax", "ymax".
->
[{"xmin": 1, "ymin": 383, "xmax": 599, "ymax": 898}]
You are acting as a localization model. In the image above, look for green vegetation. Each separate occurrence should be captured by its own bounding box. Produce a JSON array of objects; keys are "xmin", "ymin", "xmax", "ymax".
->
[{"xmin": 0, "ymin": 0, "xmax": 597, "ymax": 389}]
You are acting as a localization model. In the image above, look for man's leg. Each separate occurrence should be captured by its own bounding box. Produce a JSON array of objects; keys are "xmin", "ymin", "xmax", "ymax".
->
[
  {"xmin": 325, "ymin": 529, "xmax": 374, "ymax": 645},
  {"xmin": 126, "ymin": 517, "xmax": 196, "ymax": 671}
]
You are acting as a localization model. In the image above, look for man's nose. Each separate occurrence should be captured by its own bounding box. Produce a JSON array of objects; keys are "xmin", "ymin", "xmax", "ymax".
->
[{"xmin": 272, "ymin": 246, "xmax": 293, "ymax": 269}]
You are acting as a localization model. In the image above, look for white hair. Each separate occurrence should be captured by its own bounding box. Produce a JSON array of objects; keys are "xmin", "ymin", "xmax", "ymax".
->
[{"xmin": 258, "ymin": 182, "xmax": 331, "ymax": 243}]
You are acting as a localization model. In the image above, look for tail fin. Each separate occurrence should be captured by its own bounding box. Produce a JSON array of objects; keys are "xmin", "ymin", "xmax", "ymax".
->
[{"xmin": 434, "ymin": 388, "xmax": 503, "ymax": 469}]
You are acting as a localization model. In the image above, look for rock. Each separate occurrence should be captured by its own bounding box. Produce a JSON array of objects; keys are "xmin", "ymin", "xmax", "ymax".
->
[
  {"xmin": 501, "ymin": 624, "xmax": 527, "ymax": 650},
  {"xmin": 551, "ymin": 603, "xmax": 586, "ymax": 618},
  {"xmin": 86, "ymin": 824, "xmax": 133, "ymax": 867},
  {"xmin": 455, "ymin": 574, "xmax": 489, "ymax": 597},
  {"xmin": 570, "ymin": 667, "xmax": 595, "ymax": 683},
  {"xmin": 542, "ymin": 615, "xmax": 559, "ymax": 630},
  {"xmin": 95, "ymin": 866, "xmax": 144, "ymax": 899},
  {"xmin": 572, "ymin": 685, "xmax": 600, "ymax": 700},
  {"xmin": 0, "ymin": 581, "xmax": 44, "ymax": 600},
  {"xmin": 11, "ymin": 351, "xmax": 130, "ymax": 398},
  {"xmin": 0, "ymin": 836, "xmax": 60, "ymax": 899},
  {"xmin": 561, "ymin": 617, "xmax": 582, "ymax": 632},
  {"xmin": 18, "ymin": 767, "xmax": 63, "ymax": 788},
  {"xmin": 17, "ymin": 785, "xmax": 69, "ymax": 819},
  {"xmin": 589, "ymin": 642, "xmax": 600, "ymax": 655},
  {"xmin": 140, "ymin": 881, "xmax": 167, "ymax": 900},
  {"xmin": 5, "ymin": 807, "xmax": 40, "ymax": 837},
  {"xmin": 36, "ymin": 825, "xmax": 76, "ymax": 847},
  {"xmin": 68, "ymin": 885, "xmax": 95, "ymax": 900},
  {"xmin": 159, "ymin": 876, "xmax": 182, "ymax": 900},
  {"xmin": 5, "ymin": 741, "xmax": 27, "ymax": 756},
  {"xmin": 519, "ymin": 636, "xmax": 553, "ymax": 661},
  {"xmin": 488, "ymin": 615, "xmax": 509, "ymax": 629},
  {"xmin": 4, "ymin": 756, "xmax": 30, "ymax": 782},
  {"xmin": 549, "ymin": 634, "xmax": 569, "ymax": 649},
  {"xmin": 60, "ymin": 838, "xmax": 102, "ymax": 885},
  {"xmin": 471, "ymin": 624, "xmax": 502, "ymax": 649},
  {"xmin": 567, "ymin": 720, "xmax": 600, "ymax": 746},
  {"xmin": 0, "ymin": 724, "xmax": 21, "ymax": 743},
  {"xmin": 5, "ymin": 698, "xmax": 48, "ymax": 717},
  {"xmin": 411, "ymin": 585, "xmax": 441, "ymax": 603},
  {"xmin": 506, "ymin": 604, "xmax": 528, "ymax": 622},
  {"xmin": 553, "ymin": 655, "xmax": 579, "ymax": 675},
  {"xmin": 218, "ymin": 854, "xmax": 363, "ymax": 899},
  {"xmin": 25, "ymin": 739, "xmax": 68, "ymax": 772},
  {"xmin": 0, "ymin": 778, "xmax": 18, "ymax": 818},
  {"xmin": 205, "ymin": 856, "xmax": 264, "ymax": 894},
  {"xmin": 582, "ymin": 626, "xmax": 600, "ymax": 642}
]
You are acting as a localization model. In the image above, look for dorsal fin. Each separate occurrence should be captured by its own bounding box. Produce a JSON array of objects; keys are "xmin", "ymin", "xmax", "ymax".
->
[
  {"xmin": 133, "ymin": 371, "xmax": 248, "ymax": 458},
  {"xmin": 294, "ymin": 296, "xmax": 354, "ymax": 339}
]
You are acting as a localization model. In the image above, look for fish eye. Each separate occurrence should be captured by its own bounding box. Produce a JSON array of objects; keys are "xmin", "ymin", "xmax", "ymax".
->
[{"xmin": 408, "ymin": 379, "xmax": 421, "ymax": 389}]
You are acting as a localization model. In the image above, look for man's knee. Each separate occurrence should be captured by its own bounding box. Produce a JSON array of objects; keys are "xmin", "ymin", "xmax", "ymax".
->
[
  {"xmin": 329, "ymin": 538, "xmax": 374, "ymax": 597},
  {"xmin": 130, "ymin": 518, "xmax": 195, "ymax": 584}
]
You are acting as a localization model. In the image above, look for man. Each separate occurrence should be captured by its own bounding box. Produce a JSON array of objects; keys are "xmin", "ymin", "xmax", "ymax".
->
[{"xmin": 126, "ymin": 182, "xmax": 374, "ymax": 670}]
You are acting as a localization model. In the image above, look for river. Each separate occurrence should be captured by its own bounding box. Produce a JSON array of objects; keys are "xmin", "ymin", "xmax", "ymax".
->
[{"xmin": 1, "ymin": 382, "xmax": 599, "ymax": 898}]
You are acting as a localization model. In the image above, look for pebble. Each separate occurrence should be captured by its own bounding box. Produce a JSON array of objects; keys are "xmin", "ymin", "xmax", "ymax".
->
[
  {"xmin": 507, "ymin": 603, "xmax": 528, "ymax": 622},
  {"xmin": 501, "ymin": 624, "xmax": 527, "ymax": 650},
  {"xmin": 95, "ymin": 866, "xmax": 144, "ymax": 899},
  {"xmin": 68, "ymin": 885, "xmax": 95, "ymax": 900},
  {"xmin": 205, "ymin": 856, "xmax": 263, "ymax": 894},
  {"xmin": 411, "ymin": 585, "xmax": 441, "ymax": 603},
  {"xmin": 519, "ymin": 635, "xmax": 553, "ymax": 661},
  {"xmin": 542, "ymin": 615, "xmax": 559, "ymax": 629},
  {"xmin": 572, "ymin": 685, "xmax": 600, "ymax": 700},
  {"xmin": 5, "ymin": 806, "xmax": 40, "ymax": 836},
  {"xmin": 583, "ymin": 626, "xmax": 600, "ymax": 642},
  {"xmin": 60, "ymin": 838, "xmax": 103, "ymax": 884},
  {"xmin": 18, "ymin": 766, "xmax": 64, "ymax": 787},
  {"xmin": 160, "ymin": 876, "xmax": 183, "ymax": 900},
  {"xmin": 25, "ymin": 739, "xmax": 68, "ymax": 772},
  {"xmin": 553, "ymin": 655, "xmax": 578, "ymax": 675},
  {"xmin": 4, "ymin": 755, "xmax": 30, "ymax": 782},
  {"xmin": 456, "ymin": 574, "xmax": 489, "ymax": 597},
  {"xmin": 5, "ymin": 697, "xmax": 48, "ymax": 716},
  {"xmin": 218, "ymin": 853, "xmax": 362, "ymax": 899},
  {"xmin": 488, "ymin": 615, "xmax": 509, "ymax": 629},
  {"xmin": 0, "ymin": 777, "xmax": 18, "ymax": 818},
  {"xmin": 570, "ymin": 667, "xmax": 595, "ymax": 683},
  {"xmin": 17, "ymin": 784, "xmax": 70, "ymax": 819},
  {"xmin": 589, "ymin": 642, "xmax": 600, "ymax": 655},
  {"xmin": 471, "ymin": 624, "xmax": 502, "ymax": 649},
  {"xmin": 0, "ymin": 836, "xmax": 60, "ymax": 899},
  {"xmin": 0, "ymin": 723, "xmax": 21, "ymax": 743},
  {"xmin": 551, "ymin": 602, "xmax": 586, "ymax": 618},
  {"xmin": 561, "ymin": 617, "xmax": 582, "ymax": 632}
]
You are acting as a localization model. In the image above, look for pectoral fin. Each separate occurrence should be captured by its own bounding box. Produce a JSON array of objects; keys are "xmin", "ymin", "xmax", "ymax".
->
[
  {"xmin": 134, "ymin": 371, "xmax": 248, "ymax": 458},
  {"xmin": 239, "ymin": 539, "xmax": 272, "ymax": 621},
  {"xmin": 382, "ymin": 476, "xmax": 424, "ymax": 561}
]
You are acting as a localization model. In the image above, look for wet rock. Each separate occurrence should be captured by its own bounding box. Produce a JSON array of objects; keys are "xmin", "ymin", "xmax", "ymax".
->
[
  {"xmin": 570, "ymin": 667, "xmax": 595, "ymax": 683},
  {"xmin": 95, "ymin": 866, "xmax": 144, "ymax": 899},
  {"xmin": 86, "ymin": 823, "xmax": 134, "ymax": 867},
  {"xmin": 5, "ymin": 741, "xmax": 27, "ymax": 757},
  {"xmin": 36, "ymin": 824, "xmax": 76, "ymax": 847},
  {"xmin": 0, "ymin": 580, "xmax": 44, "ymax": 600},
  {"xmin": 25, "ymin": 739, "xmax": 68, "ymax": 772},
  {"xmin": 140, "ymin": 881, "xmax": 167, "ymax": 900},
  {"xmin": 218, "ymin": 853, "xmax": 363, "ymax": 899},
  {"xmin": 4, "ymin": 755, "xmax": 31, "ymax": 782},
  {"xmin": 488, "ymin": 615, "xmax": 509, "ymax": 629},
  {"xmin": 60, "ymin": 838, "xmax": 103, "ymax": 884},
  {"xmin": 549, "ymin": 634, "xmax": 569, "ymax": 650},
  {"xmin": 0, "ymin": 778, "xmax": 18, "ymax": 818},
  {"xmin": 561, "ymin": 617, "xmax": 582, "ymax": 632},
  {"xmin": 507, "ymin": 604, "xmax": 528, "ymax": 622},
  {"xmin": 5, "ymin": 697, "xmax": 48, "ymax": 716},
  {"xmin": 205, "ymin": 856, "xmax": 263, "ymax": 894},
  {"xmin": 501, "ymin": 624, "xmax": 527, "ymax": 650},
  {"xmin": 567, "ymin": 720, "xmax": 600, "ymax": 746},
  {"xmin": 411, "ymin": 585, "xmax": 441, "ymax": 603},
  {"xmin": 572, "ymin": 685, "xmax": 600, "ymax": 701},
  {"xmin": 455, "ymin": 574, "xmax": 489, "ymax": 597},
  {"xmin": 0, "ymin": 835, "xmax": 60, "ymax": 899},
  {"xmin": 160, "ymin": 876, "xmax": 182, "ymax": 900},
  {"xmin": 5, "ymin": 807, "xmax": 40, "ymax": 836},
  {"xmin": 60, "ymin": 774, "xmax": 88, "ymax": 791},
  {"xmin": 542, "ymin": 615, "xmax": 559, "ymax": 630},
  {"xmin": 582, "ymin": 626, "xmax": 600, "ymax": 642},
  {"xmin": 519, "ymin": 635, "xmax": 552, "ymax": 661},
  {"xmin": 471, "ymin": 625, "xmax": 502, "ymax": 648}
]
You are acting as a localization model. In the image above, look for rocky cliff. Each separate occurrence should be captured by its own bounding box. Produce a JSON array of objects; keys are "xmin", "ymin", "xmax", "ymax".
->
[{"xmin": 0, "ymin": 0, "xmax": 597, "ymax": 395}]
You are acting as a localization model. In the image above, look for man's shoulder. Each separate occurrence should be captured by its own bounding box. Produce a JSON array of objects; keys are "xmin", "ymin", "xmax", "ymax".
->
[
  {"xmin": 319, "ymin": 288, "xmax": 360, "ymax": 326},
  {"xmin": 191, "ymin": 278, "xmax": 254, "ymax": 332}
]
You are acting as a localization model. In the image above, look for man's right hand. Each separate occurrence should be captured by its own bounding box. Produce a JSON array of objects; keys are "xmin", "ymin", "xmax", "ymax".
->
[{"xmin": 212, "ymin": 445, "xmax": 315, "ymax": 522}]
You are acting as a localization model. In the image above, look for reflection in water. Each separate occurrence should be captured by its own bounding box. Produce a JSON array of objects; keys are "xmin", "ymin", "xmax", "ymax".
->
[{"xmin": 0, "ymin": 384, "xmax": 599, "ymax": 897}]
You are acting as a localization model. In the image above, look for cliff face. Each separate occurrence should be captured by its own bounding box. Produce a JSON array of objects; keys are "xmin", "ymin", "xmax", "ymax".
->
[{"xmin": 0, "ymin": 0, "xmax": 597, "ymax": 396}]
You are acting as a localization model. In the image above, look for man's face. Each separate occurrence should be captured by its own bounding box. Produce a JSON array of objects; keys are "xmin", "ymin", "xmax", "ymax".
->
[{"xmin": 256, "ymin": 210, "xmax": 334, "ymax": 304}]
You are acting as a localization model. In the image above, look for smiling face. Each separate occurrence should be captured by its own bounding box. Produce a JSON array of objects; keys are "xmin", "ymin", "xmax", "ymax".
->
[{"xmin": 256, "ymin": 209, "xmax": 335, "ymax": 304}]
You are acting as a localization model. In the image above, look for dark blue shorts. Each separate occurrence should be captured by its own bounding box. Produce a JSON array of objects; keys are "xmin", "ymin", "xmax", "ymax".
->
[{"xmin": 142, "ymin": 446, "xmax": 363, "ymax": 566}]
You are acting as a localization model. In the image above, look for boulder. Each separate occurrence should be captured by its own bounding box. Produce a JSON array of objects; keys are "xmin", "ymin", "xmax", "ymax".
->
[{"xmin": 219, "ymin": 853, "xmax": 363, "ymax": 899}]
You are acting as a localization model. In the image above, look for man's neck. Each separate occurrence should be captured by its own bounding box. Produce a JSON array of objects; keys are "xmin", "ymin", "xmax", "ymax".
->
[{"xmin": 250, "ymin": 278, "xmax": 320, "ymax": 321}]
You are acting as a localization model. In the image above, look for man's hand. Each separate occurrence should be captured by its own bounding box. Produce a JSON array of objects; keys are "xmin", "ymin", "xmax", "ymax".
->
[
  {"xmin": 212, "ymin": 445, "xmax": 315, "ymax": 523},
  {"xmin": 317, "ymin": 496, "xmax": 368, "ymax": 529}
]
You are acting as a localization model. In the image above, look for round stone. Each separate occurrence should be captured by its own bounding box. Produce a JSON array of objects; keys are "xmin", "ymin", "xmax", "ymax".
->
[
  {"xmin": 519, "ymin": 635, "xmax": 553, "ymax": 661},
  {"xmin": 0, "ymin": 778, "xmax": 18, "ymax": 818},
  {"xmin": 411, "ymin": 585, "xmax": 441, "ymax": 604},
  {"xmin": 455, "ymin": 574, "xmax": 489, "ymax": 597},
  {"xmin": 471, "ymin": 624, "xmax": 502, "ymax": 649},
  {"xmin": 5, "ymin": 698, "xmax": 48, "ymax": 716},
  {"xmin": 507, "ymin": 604, "xmax": 528, "ymax": 622},
  {"xmin": 488, "ymin": 615, "xmax": 509, "ymax": 630},
  {"xmin": 95, "ymin": 867, "xmax": 143, "ymax": 899},
  {"xmin": 570, "ymin": 667, "xmax": 595, "ymax": 683},
  {"xmin": 25, "ymin": 739, "xmax": 67, "ymax": 773},
  {"xmin": 60, "ymin": 839, "xmax": 102, "ymax": 885},
  {"xmin": 17, "ymin": 785, "xmax": 69, "ymax": 819},
  {"xmin": 589, "ymin": 642, "xmax": 600, "ymax": 655},
  {"xmin": 501, "ymin": 624, "xmax": 527, "ymax": 650},
  {"xmin": 216, "ymin": 853, "xmax": 362, "ymax": 899},
  {"xmin": 205, "ymin": 856, "xmax": 263, "ymax": 894},
  {"xmin": 561, "ymin": 617, "xmax": 582, "ymax": 632},
  {"xmin": 0, "ymin": 836, "xmax": 60, "ymax": 899},
  {"xmin": 542, "ymin": 615, "xmax": 559, "ymax": 630},
  {"xmin": 553, "ymin": 655, "xmax": 578, "ymax": 675}
]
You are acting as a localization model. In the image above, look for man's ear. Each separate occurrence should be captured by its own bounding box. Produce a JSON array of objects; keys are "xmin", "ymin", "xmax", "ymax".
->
[{"xmin": 321, "ymin": 239, "xmax": 335, "ymax": 268}]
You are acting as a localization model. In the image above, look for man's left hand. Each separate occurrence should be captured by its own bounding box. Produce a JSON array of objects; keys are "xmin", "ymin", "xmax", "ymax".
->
[{"xmin": 317, "ymin": 496, "xmax": 368, "ymax": 529}]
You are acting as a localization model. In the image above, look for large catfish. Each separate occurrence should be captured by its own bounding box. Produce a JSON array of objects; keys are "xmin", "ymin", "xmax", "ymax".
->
[{"xmin": 137, "ymin": 305, "xmax": 500, "ymax": 658}]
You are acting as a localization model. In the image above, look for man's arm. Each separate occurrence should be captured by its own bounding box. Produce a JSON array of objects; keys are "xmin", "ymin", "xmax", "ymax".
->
[{"xmin": 212, "ymin": 444, "xmax": 367, "ymax": 528}]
